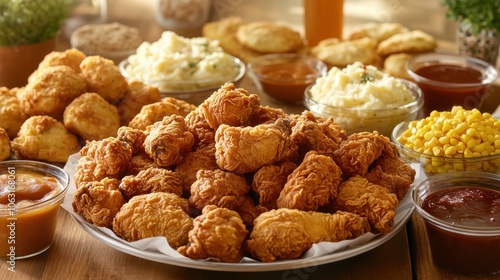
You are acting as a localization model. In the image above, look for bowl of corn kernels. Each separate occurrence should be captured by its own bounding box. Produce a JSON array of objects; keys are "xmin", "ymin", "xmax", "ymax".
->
[{"xmin": 392, "ymin": 106, "xmax": 500, "ymax": 176}]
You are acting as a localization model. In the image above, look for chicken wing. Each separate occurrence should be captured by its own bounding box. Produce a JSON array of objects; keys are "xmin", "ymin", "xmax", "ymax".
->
[
  {"xmin": 184, "ymin": 107, "xmax": 216, "ymax": 147},
  {"xmin": 334, "ymin": 176, "xmax": 399, "ymax": 233},
  {"xmin": 112, "ymin": 192, "xmax": 193, "ymax": 249},
  {"xmin": 199, "ymin": 83, "xmax": 260, "ymax": 129},
  {"xmin": 116, "ymin": 126, "xmax": 147, "ymax": 155},
  {"xmin": 119, "ymin": 167, "xmax": 183, "ymax": 198},
  {"xmin": 333, "ymin": 131, "xmax": 398, "ymax": 177},
  {"xmin": 251, "ymin": 161, "xmax": 297, "ymax": 209},
  {"xmin": 364, "ymin": 156, "xmax": 416, "ymax": 200},
  {"xmin": 188, "ymin": 169, "xmax": 250, "ymax": 211},
  {"xmin": 72, "ymin": 177, "xmax": 126, "ymax": 228},
  {"xmin": 144, "ymin": 115, "xmax": 194, "ymax": 167},
  {"xmin": 276, "ymin": 151, "xmax": 343, "ymax": 211},
  {"xmin": 177, "ymin": 205, "xmax": 248, "ymax": 263},
  {"xmin": 245, "ymin": 208, "xmax": 370, "ymax": 262}
]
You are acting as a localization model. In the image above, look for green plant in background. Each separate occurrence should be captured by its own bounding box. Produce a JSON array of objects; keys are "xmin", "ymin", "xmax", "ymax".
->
[
  {"xmin": 0, "ymin": 0, "xmax": 75, "ymax": 46},
  {"xmin": 443, "ymin": 0, "xmax": 500, "ymax": 34}
]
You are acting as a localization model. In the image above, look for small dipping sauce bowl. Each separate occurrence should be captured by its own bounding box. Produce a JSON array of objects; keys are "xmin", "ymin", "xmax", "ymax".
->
[
  {"xmin": 412, "ymin": 171, "xmax": 500, "ymax": 276},
  {"xmin": 0, "ymin": 160, "xmax": 69, "ymax": 259},
  {"xmin": 247, "ymin": 53, "xmax": 327, "ymax": 103},
  {"xmin": 406, "ymin": 53, "xmax": 498, "ymax": 116}
]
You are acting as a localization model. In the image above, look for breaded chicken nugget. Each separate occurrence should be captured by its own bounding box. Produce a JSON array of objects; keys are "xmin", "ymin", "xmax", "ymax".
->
[
  {"xmin": 79, "ymin": 55, "xmax": 128, "ymax": 103},
  {"xmin": 20, "ymin": 65, "xmax": 87, "ymax": 120},
  {"xmin": 128, "ymin": 101, "xmax": 181, "ymax": 131},
  {"xmin": 10, "ymin": 115, "xmax": 81, "ymax": 162},
  {"xmin": 0, "ymin": 87, "xmax": 28, "ymax": 138},
  {"xmin": 0, "ymin": 128, "xmax": 10, "ymax": 161},
  {"xmin": 236, "ymin": 21, "xmax": 304, "ymax": 53},
  {"xmin": 63, "ymin": 92, "xmax": 120, "ymax": 141},
  {"xmin": 112, "ymin": 192, "xmax": 193, "ymax": 248},
  {"xmin": 116, "ymin": 81, "xmax": 161, "ymax": 126},
  {"xmin": 37, "ymin": 49, "xmax": 87, "ymax": 73}
]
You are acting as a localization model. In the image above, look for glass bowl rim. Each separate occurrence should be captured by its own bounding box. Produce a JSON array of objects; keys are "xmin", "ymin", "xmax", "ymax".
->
[
  {"xmin": 0, "ymin": 160, "xmax": 70, "ymax": 214},
  {"xmin": 411, "ymin": 171, "xmax": 500, "ymax": 235},
  {"xmin": 405, "ymin": 52, "xmax": 499, "ymax": 88},
  {"xmin": 118, "ymin": 54, "xmax": 246, "ymax": 94}
]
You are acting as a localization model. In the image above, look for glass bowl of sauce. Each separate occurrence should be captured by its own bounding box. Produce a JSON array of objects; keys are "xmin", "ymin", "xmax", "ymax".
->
[
  {"xmin": 247, "ymin": 53, "xmax": 327, "ymax": 103},
  {"xmin": 0, "ymin": 160, "xmax": 69, "ymax": 259},
  {"xmin": 406, "ymin": 53, "xmax": 498, "ymax": 117},
  {"xmin": 412, "ymin": 171, "xmax": 500, "ymax": 276}
]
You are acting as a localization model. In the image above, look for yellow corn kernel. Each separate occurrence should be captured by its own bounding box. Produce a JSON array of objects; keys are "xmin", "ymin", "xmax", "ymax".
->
[{"xmin": 445, "ymin": 146, "xmax": 457, "ymax": 156}]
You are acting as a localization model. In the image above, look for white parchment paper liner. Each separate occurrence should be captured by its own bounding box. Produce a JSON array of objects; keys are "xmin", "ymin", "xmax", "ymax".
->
[{"xmin": 61, "ymin": 153, "xmax": 418, "ymax": 263}]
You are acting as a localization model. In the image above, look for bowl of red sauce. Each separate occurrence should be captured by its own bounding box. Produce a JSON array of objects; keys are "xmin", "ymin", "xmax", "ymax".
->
[
  {"xmin": 406, "ymin": 53, "xmax": 498, "ymax": 117},
  {"xmin": 412, "ymin": 171, "xmax": 500, "ymax": 276},
  {"xmin": 0, "ymin": 160, "xmax": 69, "ymax": 259},
  {"xmin": 247, "ymin": 53, "xmax": 327, "ymax": 103}
]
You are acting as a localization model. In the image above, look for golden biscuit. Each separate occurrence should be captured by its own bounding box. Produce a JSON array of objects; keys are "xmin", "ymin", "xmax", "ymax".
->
[
  {"xmin": 20, "ymin": 65, "xmax": 87, "ymax": 120},
  {"xmin": 202, "ymin": 16, "xmax": 261, "ymax": 63},
  {"xmin": 310, "ymin": 37, "xmax": 378, "ymax": 68},
  {"xmin": 236, "ymin": 21, "xmax": 304, "ymax": 53},
  {"xmin": 10, "ymin": 115, "xmax": 81, "ymax": 162},
  {"xmin": 79, "ymin": 55, "xmax": 128, "ymax": 103},
  {"xmin": 64, "ymin": 92, "xmax": 121, "ymax": 141},
  {"xmin": 377, "ymin": 30, "xmax": 437, "ymax": 57},
  {"xmin": 0, "ymin": 87, "xmax": 28, "ymax": 139},
  {"xmin": 383, "ymin": 53, "xmax": 414, "ymax": 80},
  {"xmin": 0, "ymin": 128, "xmax": 10, "ymax": 161},
  {"xmin": 348, "ymin": 22, "xmax": 409, "ymax": 43}
]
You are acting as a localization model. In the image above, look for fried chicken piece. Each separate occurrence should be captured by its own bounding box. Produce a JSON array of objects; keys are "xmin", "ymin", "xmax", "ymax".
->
[
  {"xmin": 333, "ymin": 131, "xmax": 399, "ymax": 177},
  {"xmin": 199, "ymin": 83, "xmax": 260, "ymax": 129},
  {"xmin": 245, "ymin": 208, "xmax": 370, "ymax": 262},
  {"xmin": 74, "ymin": 137, "xmax": 132, "ymax": 188},
  {"xmin": 0, "ymin": 87, "xmax": 28, "ymax": 138},
  {"xmin": 63, "ymin": 92, "xmax": 120, "ymax": 141},
  {"xmin": 0, "ymin": 128, "xmax": 10, "ymax": 161},
  {"xmin": 144, "ymin": 115, "xmax": 194, "ymax": 167},
  {"xmin": 184, "ymin": 107, "xmax": 215, "ymax": 147},
  {"xmin": 289, "ymin": 111, "xmax": 346, "ymax": 159},
  {"xmin": 175, "ymin": 142, "xmax": 218, "ymax": 194},
  {"xmin": 79, "ymin": 55, "xmax": 128, "ymax": 103},
  {"xmin": 20, "ymin": 65, "xmax": 87, "ymax": 119},
  {"xmin": 276, "ymin": 151, "xmax": 343, "ymax": 211},
  {"xmin": 112, "ymin": 192, "xmax": 193, "ymax": 249},
  {"xmin": 72, "ymin": 177, "xmax": 126, "ymax": 228},
  {"xmin": 116, "ymin": 80, "xmax": 161, "ymax": 126},
  {"xmin": 251, "ymin": 161, "xmax": 297, "ymax": 209},
  {"xmin": 128, "ymin": 101, "xmax": 181, "ymax": 130},
  {"xmin": 246, "ymin": 105, "xmax": 288, "ymax": 126},
  {"xmin": 188, "ymin": 169, "xmax": 250, "ymax": 211},
  {"xmin": 215, "ymin": 119, "xmax": 292, "ymax": 174},
  {"xmin": 116, "ymin": 126, "xmax": 146, "ymax": 155},
  {"xmin": 37, "ymin": 49, "xmax": 87, "ymax": 73},
  {"xmin": 126, "ymin": 153, "xmax": 159, "ymax": 176},
  {"xmin": 335, "ymin": 176, "xmax": 399, "ymax": 233},
  {"xmin": 234, "ymin": 195, "xmax": 268, "ymax": 229},
  {"xmin": 119, "ymin": 167, "xmax": 183, "ymax": 198},
  {"xmin": 10, "ymin": 115, "xmax": 81, "ymax": 162},
  {"xmin": 162, "ymin": 97, "xmax": 197, "ymax": 117},
  {"xmin": 177, "ymin": 205, "xmax": 248, "ymax": 263},
  {"xmin": 364, "ymin": 156, "xmax": 416, "ymax": 200}
]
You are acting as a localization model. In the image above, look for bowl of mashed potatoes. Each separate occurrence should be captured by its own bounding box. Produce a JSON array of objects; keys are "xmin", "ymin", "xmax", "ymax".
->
[
  {"xmin": 119, "ymin": 31, "xmax": 245, "ymax": 105},
  {"xmin": 304, "ymin": 62, "xmax": 423, "ymax": 136}
]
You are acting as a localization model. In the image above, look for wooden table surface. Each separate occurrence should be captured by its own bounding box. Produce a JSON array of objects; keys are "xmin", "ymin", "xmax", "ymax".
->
[{"xmin": 2, "ymin": 1, "xmax": 500, "ymax": 279}]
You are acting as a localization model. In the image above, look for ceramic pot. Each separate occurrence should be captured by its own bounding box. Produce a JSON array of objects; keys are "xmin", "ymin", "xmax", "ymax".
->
[
  {"xmin": 0, "ymin": 38, "xmax": 56, "ymax": 88},
  {"xmin": 456, "ymin": 22, "xmax": 500, "ymax": 66}
]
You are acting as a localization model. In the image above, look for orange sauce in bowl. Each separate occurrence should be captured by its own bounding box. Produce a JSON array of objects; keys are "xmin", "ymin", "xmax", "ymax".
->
[
  {"xmin": 255, "ymin": 61, "xmax": 319, "ymax": 103},
  {"xmin": 0, "ymin": 171, "xmax": 64, "ymax": 258}
]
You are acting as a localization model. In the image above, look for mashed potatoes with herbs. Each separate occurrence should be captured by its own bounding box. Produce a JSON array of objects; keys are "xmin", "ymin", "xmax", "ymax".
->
[
  {"xmin": 123, "ymin": 31, "xmax": 241, "ymax": 91},
  {"xmin": 310, "ymin": 62, "xmax": 414, "ymax": 109},
  {"xmin": 306, "ymin": 62, "xmax": 422, "ymax": 136}
]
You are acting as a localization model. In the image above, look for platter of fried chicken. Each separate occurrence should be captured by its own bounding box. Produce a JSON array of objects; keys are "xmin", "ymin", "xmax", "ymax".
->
[{"xmin": 62, "ymin": 82, "xmax": 417, "ymax": 271}]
